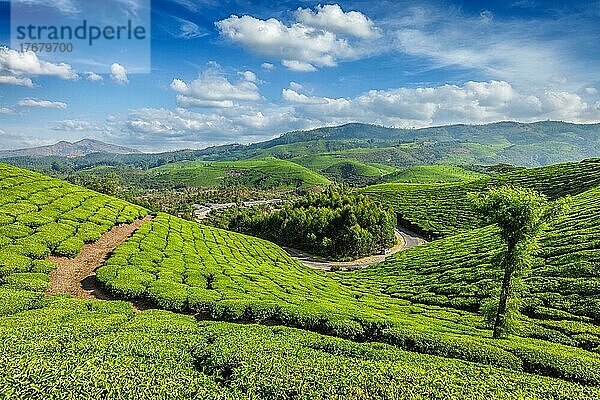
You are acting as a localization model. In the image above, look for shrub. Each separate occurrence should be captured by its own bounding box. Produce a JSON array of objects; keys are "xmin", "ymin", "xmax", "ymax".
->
[
  {"xmin": 4, "ymin": 272, "xmax": 50, "ymax": 292},
  {"xmin": 55, "ymin": 237, "xmax": 85, "ymax": 258}
]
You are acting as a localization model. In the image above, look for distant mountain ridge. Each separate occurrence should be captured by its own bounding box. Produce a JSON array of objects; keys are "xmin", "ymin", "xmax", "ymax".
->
[
  {"xmin": 259, "ymin": 121, "xmax": 600, "ymax": 147},
  {"xmin": 0, "ymin": 139, "xmax": 140, "ymax": 158},
  {"xmin": 3, "ymin": 121, "xmax": 600, "ymax": 168}
]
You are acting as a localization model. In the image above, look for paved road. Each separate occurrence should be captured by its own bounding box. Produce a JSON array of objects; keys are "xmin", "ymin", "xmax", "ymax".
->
[
  {"xmin": 284, "ymin": 227, "xmax": 426, "ymax": 271},
  {"xmin": 396, "ymin": 226, "xmax": 427, "ymax": 248}
]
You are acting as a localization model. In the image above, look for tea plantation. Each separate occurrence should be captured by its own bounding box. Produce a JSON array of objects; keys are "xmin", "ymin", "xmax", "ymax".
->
[
  {"xmin": 1, "ymin": 162, "xmax": 600, "ymax": 398},
  {"xmin": 0, "ymin": 163, "xmax": 147, "ymax": 316},
  {"xmin": 3, "ymin": 298, "xmax": 600, "ymax": 400},
  {"xmin": 362, "ymin": 158, "xmax": 600, "ymax": 237},
  {"xmin": 149, "ymin": 157, "xmax": 330, "ymax": 188}
]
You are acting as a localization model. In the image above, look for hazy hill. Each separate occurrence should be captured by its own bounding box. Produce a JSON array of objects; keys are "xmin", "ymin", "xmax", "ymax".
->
[
  {"xmin": 266, "ymin": 121, "xmax": 600, "ymax": 146},
  {"xmin": 4, "ymin": 121, "xmax": 600, "ymax": 171},
  {"xmin": 0, "ymin": 139, "xmax": 140, "ymax": 158}
]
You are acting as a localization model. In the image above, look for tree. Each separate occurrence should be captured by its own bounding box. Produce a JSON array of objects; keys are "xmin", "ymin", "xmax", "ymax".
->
[{"xmin": 472, "ymin": 186, "xmax": 568, "ymax": 339}]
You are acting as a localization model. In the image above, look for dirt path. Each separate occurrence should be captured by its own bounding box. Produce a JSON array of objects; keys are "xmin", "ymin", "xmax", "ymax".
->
[
  {"xmin": 284, "ymin": 227, "xmax": 426, "ymax": 271},
  {"xmin": 46, "ymin": 215, "xmax": 153, "ymax": 302}
]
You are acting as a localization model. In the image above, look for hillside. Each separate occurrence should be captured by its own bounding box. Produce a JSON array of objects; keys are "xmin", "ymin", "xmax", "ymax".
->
[
  {"xmin": 2, "ymin": 163, "xmax": 600, "ymax": 397},
  {"xmin": 378, "ymin": 165, "xmax": 486, "ymax": 183},
  {"xmin": 0, "ymin": 139, "xmax": 140, "ymax": 159},
  {"xmin": 362, "ymin": 158, "xmax": 600, "ymax": 237},
  {"xmin": 4, "ymin": 122, "xmax": 600, "ymax": 174},
  {"xmin": 149, "ymin": 158, "xmax": 330, "ymax": 188},
  {"xmin": 238, "ymin": 121, "xmax": 600, "ymax": 167},
  {"xmin": 290, "ymin": 154, "xmax": 396, "ymax": 184}
]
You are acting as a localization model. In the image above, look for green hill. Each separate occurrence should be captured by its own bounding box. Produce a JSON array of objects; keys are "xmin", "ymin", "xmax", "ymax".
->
[
  {"xmin": 0, "ymin": 163, "xmax": 148, "ymax": 315},
  {"xmin": 362, "ymin": 158, "xmax": 600, "ymax": 237},
  {"xmin": 379, "ymin": 165, "xmax": 486, "ymax": 183},
  {"xmin": 150, "ymin": 157, "xmax": 330, "ymax": 188},
  {"xmin": 2, "ymin": 163, "xmax": 600, "ymax": 397},
  {"xmin": 5, "ymin": 122, "xmax": 600, "ymax": 177},
  {"xmin": 290, "ymin": 154, "xmax": 396, "ymax": 184}
]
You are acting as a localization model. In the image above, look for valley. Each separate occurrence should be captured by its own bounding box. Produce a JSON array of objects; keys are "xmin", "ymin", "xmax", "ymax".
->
[{"xmin": 2, "ymin": 121, "xmax": 600, "ymax": 398}]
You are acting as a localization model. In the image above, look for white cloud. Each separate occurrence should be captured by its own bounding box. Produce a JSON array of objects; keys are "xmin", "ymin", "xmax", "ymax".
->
[
  {"xmin": 240, "ymin": 70, "xmax": 257, "ymax": 82},
  {"xmin": 289, "ymin": 81, "xmax": 303, "ymax": 91},
  {"xmin": 0, "ymin": 47, "xmax": 78, "ymax": 86},
  {"xmin": 0, "ymin": 107, "xmax": 15, "ymax": 114},
  {"xmin": 281, "ymin": 60, "xmax": 317, "ymax": 72},
  {"xmin": 52, "ymin": 120, "xmax": 104, "ymax": 131},
  {"xmin": 585, "ymin": 87, "xmax": 598, "ymax": 95},
  {"xmin": 170, "ymin": 69, "xmax": 261, "ymax": 108},
  {"xmin": 0, "ymin": 75, "xmax": 34, "ymax": 87},
  {"xmin": 85, "ymin": 71, "xmax": 103, "ymax": 81},
  {"xmin": 174, "ymin": 17, "xmax": 209, "ymax": 39},
  {"xmin": 295, "ymin": 4, "xmax": 380, "ymax": 39},
  {"xmin": 216, "ymin": 5, "xmax": 378, "ymax": 72},
  {"xmin": 110, "ymin": 63, "xmax": 129, "ymax": 84},
  {"xmin": 17, "ymin": 98, "xmax": 67, "ymax": 109},
  {"xmin": 282, "ymin": 80, "xmax": 600, "ymax": 127},
  {"xmin": 282, "ymin": 89, "xmax": 328, "ymax": 104},
  {"xmin": 261, "ymin": 62, "xmax": 275, "ymax": 71},
  {"xmin": 390, "ymin": 6, "xmax": 596, "ymax": 91}
]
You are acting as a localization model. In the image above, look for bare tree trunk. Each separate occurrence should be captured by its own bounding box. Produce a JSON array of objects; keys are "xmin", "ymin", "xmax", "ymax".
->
[{"xmin": 493, "ymin": 245, "xmax": 516, "ymax": 339}]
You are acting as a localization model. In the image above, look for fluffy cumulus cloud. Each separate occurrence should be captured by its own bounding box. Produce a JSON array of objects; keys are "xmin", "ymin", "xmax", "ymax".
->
[
  {"xmin": 280, "ymin": 80, "xmax": 599, "ymax": 128},
  {"xmin": 216, "ymin": 4, "xmax": 379, "ymax": 72},
  {"xmin": 118, "ymin": 105, "xmax": 305, "ymax": 150},
  {"xmin": 17, "ymin": 98, "xmax": 67, "ymax": 109},
  {"xmin": 295, "ymin": 4, "xmax": 380, "ymax": 39},
  {"xmin": 0, "ymin": 47, "xmax": 78, "ymax": 87},
  {"xmin": 85, "ymin": 71, "xmax": 103, "ymax": 82},
  {"xmin": 282, "ymin": 88, "xmax": 328, "ymax": 105},
  {"xmin": 110, "ymin": 63, "xmax": 129, "ymax": 84},
  {"xmin": 240, "ymin": 70, "xmax": 257, "ymax": 82},
  {"xmin": 281, "ymin": 80, "xmax": 599, "ymax": 127},
  {"xmin": 117, "ymin": 79, "xmax": 600, "ymax": 151},
  {"xmin": 170, "ymin": 69, "xmax": 261, "ymax": 108}
]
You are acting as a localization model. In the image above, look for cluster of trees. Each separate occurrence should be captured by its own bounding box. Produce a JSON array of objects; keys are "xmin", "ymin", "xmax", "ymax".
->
[{"xmin": 224, "ymin": 186, "xmax": 396, "ymax": 260}]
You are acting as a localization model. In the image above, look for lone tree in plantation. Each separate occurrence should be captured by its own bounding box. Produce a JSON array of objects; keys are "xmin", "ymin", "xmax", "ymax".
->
[{"xmin": 472, "ymin": 186, "xmax": 568, "ymax": 339}]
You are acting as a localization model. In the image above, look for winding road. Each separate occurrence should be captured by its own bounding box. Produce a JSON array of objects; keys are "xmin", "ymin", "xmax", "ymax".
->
[{"xmin": 284, "ymin": 226, "xmax": 426, "ymax": 271}]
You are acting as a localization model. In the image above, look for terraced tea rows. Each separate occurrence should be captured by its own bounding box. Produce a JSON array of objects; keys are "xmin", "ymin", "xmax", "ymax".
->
[
  {"xmin": 95, "ymin": 213, "xmax": 600, "ymax": 386},
  {"xmin": 349, "ymin": 185, "xmax": 600, "ymax": 349},
  {"xmin": 2, "ymin": 162, "xmax": 600, "ymax": 394},
  {"xmin": 150, "ymin": 157, "xmax": 330, "ymax": 188},
  {"xmin": 363, "ymin": 159, "xmax": 600, "ymax": 236},
  {"xmin": 0, "ymin": 163, "xmax": 147, "ymax": 315},
  {"xmin": 3, "ymin": 297, "xmax": 599, "ymax": 400}
]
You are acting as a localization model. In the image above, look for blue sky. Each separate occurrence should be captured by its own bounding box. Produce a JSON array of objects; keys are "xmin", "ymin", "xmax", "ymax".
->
[{"xmin": 0, "ymin": 0, "xmax": 599, "ymax": 151}]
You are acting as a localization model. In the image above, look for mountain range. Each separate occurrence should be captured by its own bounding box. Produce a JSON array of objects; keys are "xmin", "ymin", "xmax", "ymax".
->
[
  {"xmin": 2, "ymin": 121, "xmax": 600, "ymax": 168},
  {"xmin": 0, "ymin": 139, "xmax": 140, "ymax": 159}
]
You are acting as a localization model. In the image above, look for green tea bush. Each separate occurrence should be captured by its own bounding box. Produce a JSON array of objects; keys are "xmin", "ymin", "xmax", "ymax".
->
[{"xmin": 4, "ymin": 272, "xmax": 50, "ymax": 291}]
